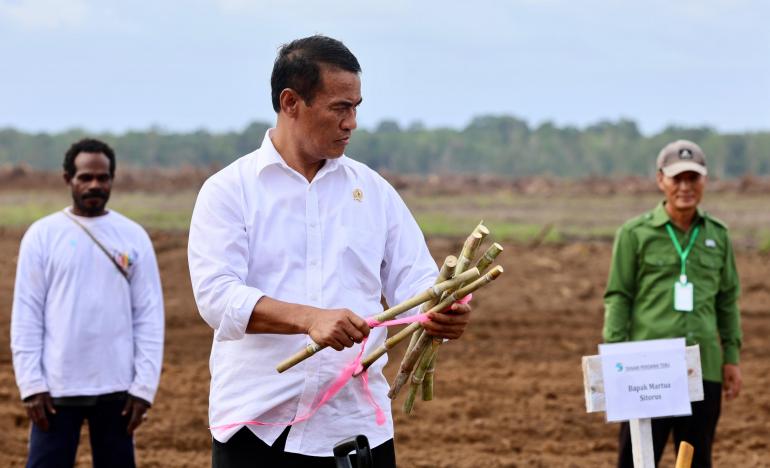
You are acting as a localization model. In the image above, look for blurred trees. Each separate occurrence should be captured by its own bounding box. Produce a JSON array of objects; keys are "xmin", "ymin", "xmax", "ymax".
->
[{"xmin": 0, "ymin": 117, "xmax": 767, "ymax": 178}]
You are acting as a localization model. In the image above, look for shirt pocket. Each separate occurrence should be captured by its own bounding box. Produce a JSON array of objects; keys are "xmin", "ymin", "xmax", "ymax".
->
[
  {"xmin": 689, "ymin": 251, "xmax": 724, "ymax": 295},
  {"xmin": 695, "ymin": 252, "xmax": 724, "ymax": 270},
  {"xmin": 338, "ymin": 226, "xmax": 383, "ymax": 297},
  {"xmin": 640, "ymin": 253, "xmax": 679, "ymax": 286},
  {"xmin": 642, "ymin": 254, "xmax": 678, "ymax": 269}
]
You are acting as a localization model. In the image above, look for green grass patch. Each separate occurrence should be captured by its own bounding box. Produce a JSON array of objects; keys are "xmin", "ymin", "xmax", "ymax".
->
[
  {"xmin": 560, "ymin": 225, "xmax": 618, "ymax": 240},
  {"xmin": 0, "ymin": 191, "xmax": 195, "ymax": 231},
  {"xmin": 116, "ymin": 209, "xmax": 192, "ymax": 231},
  {"xmin": 759, "ymin": 230, "xmax": 770, "ymax": 254},
  {"xmin": 1, "ymin": 190, "xmax": 768, "ymax": 249},
  {"xmin": 0, "ymin": 204, "xmax": 66, "ymax": 227}
]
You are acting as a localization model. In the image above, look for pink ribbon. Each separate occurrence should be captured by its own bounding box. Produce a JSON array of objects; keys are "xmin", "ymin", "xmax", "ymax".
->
[{"xmin": 210, "ymin": 294, "xmax": 471, "ymax": 432}]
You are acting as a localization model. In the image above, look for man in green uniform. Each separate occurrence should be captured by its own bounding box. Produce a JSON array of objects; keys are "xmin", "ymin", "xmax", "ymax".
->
[{"xmin": 603, "ymin": 140, "xmax": 742, "ymax": 468}]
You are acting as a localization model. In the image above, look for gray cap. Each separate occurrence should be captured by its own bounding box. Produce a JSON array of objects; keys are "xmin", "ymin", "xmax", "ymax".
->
[{"xmin": 656, "ymin": 140, "xmax": 707, "ymax": 177}]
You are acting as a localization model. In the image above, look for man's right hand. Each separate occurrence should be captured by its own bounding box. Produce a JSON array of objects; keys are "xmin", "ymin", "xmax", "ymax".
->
[
  {"xmin": 23, "ymin": 392, "xmax": 56, "ymax": 431},
  {"xmin": 306, "ymin": 308, "xmax": 370, "ymax": 351},
  {"xmin": 246, "ymin": 297, "xmax": 370, "ymax": 349}
]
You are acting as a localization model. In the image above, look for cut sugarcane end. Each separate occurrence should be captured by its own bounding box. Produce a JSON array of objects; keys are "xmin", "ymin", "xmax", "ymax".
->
[{"xmin": 488, "ymin": 265, "xmax": 504, "ymax": 279}]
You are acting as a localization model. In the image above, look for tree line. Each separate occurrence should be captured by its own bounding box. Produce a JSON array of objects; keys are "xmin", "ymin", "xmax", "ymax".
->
[{"xmin": 1, "ymin": 116, "xmax": 768, "ymax": 178}]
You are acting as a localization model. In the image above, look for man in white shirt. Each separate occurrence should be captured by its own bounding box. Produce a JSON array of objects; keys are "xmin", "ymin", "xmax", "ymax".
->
[
  {"xmin": 11, "ymin": 138, "xmax": 164, "ymax": 468},
  {"xmin": 188, "ymin": 35, "xmax": 471, "ymax": 467}
]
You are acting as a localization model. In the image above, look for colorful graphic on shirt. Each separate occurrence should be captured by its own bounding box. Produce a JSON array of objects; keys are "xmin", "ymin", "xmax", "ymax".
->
[{"xmin": 113, "ymin": 250, "xmax": 136, "ymax": 274}]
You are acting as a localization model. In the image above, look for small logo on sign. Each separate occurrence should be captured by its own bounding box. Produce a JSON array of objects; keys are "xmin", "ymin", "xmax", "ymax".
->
[
  {"xmin": 352, "ymin": 188, "xmax": 363, "ymax": 202},
  {"xmin": 616, "ymin": 362, "xmax": 624, "ymax": 372},
  {"xmin": 679, "ymin": 148, "xmax": 693, "ymax": 160}
]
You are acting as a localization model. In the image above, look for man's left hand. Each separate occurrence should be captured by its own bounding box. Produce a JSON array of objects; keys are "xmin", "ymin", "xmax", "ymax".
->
[
  {"xmin": 122, "ymin": 394, "xmax": 151, "ymax": 435},
  {"xmin": 723, "ymin": 364, "xmax": 742, "ymax": 401},
  {"xmin": 423, "ymin": 301, "xmax": 472, "ymax": 340}
]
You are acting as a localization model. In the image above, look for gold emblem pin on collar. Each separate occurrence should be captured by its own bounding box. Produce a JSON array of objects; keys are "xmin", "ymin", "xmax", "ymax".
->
[{"xmin": 352, "ymin": 188, "xmax": 363, "ymax": 202}]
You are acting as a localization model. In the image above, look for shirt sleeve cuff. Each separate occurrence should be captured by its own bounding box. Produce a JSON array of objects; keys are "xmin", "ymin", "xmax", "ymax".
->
[
  {"xmin": 723, "ymin": 346, "xmax": 740, "ymax": 365},
  {"xmin": 214, "ymin": 287, "xmax": 264, "ymax": 342},
  {"xmin": 128, "ymin": 383, "xmax": 156, "ymax": 405},
  {"xmin": 19, "ymin": 382, "xmax": 49, "ymax": 401}
]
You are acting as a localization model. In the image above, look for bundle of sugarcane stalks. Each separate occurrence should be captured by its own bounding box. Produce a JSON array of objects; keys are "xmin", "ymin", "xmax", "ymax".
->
[
  {"xmin": 387, "ymin": 221, "xmax": 503, "ymax": 413},
  {"xmin": 275, "ymin": 222, "xmax": 504, "ymax": 415}
]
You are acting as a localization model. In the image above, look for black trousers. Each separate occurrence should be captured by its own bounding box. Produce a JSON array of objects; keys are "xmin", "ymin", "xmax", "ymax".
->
[
  {"xmin": 212, "ymin": 427, "xmax": 396, "ymax": 468},
  {"xmin": 617, "ymin": 380, "xmax": 722, "ymax": 468},
  {"xmin": 27, "ymin": 397, "xmax": 135, "ymax": 468}
]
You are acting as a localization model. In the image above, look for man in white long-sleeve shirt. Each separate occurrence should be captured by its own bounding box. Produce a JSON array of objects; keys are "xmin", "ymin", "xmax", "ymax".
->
[
  {"xmin": 188, "ymin": 35, "xmax": 472, "ymax": 467},
  {"xmin": 11, "ymin": 138, "xmax": 164, "ymax": 468}
]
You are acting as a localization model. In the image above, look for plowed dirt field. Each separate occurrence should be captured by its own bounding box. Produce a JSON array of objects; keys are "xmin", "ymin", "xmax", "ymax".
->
[{"xmin": 1, "ymin": 230, "xmax": 768, "ymax": 467}]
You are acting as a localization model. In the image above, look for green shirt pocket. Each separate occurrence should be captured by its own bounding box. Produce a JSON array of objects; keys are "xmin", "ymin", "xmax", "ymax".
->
[
  {"xmin": 689, "ymin": 252, "xmax": 724, "ymax": 303},
  {"xmin": 639, "ymin": 253, "xmax": 678, "ymax": 291},
  {"xmin": 696, "ymin": 252, "xmax": 723, "ymax": 269},
  {"xmin": 641, "ymin": 253, "xmax": 678, "ymax": 268}
]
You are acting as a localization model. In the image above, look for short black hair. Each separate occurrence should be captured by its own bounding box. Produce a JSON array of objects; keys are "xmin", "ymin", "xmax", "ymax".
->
[
  {"xmin": 271, "ymin": 35, "xmax": 361, "ymax": 112},
  {"xmin": 63, "ymin": 138, "xmax": 116, "ymax": 178}
]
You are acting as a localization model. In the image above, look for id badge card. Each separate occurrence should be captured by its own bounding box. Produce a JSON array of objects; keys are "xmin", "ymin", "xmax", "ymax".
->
[{"xmin": 674, "ymin": 276, "xmax": 694, "ymax": 312}]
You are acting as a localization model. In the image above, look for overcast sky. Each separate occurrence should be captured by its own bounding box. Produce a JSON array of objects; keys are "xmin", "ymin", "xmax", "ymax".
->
[{"xmin": 1, "ymin": 0, "xmax": 768, "ymax": 135}]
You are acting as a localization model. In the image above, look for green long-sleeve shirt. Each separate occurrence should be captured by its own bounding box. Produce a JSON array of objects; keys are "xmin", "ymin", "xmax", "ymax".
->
[{"xmin": 603, "ymin": 201, "xmax": 742, "ymax": 383}]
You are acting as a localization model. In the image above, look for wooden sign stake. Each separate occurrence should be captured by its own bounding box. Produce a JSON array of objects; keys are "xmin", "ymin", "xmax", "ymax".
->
[{"xmin": 675, "ymin": 441, "xmax": 695, "ymax": 468}]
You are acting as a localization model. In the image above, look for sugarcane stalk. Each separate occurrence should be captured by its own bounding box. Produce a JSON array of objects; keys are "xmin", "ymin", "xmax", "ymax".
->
[
  {"xmin": 422, "ymin": 352, "xmax": 438, "ymax": 401},
  {"xmin": 474, "ymin": 223, "xmax": 490, "ymax": 241},
  {"xmin": 357, "ymin": 267, "xmax": 496, "ymax": 375},
  {"xmin": 422, "ymin": 222, "xmax": 489, "ymax": 399},
  {"xmin": 394, "ymin": 223, "xmax": 486, "ymax": 388},
  {"xmin": 454, "ymin": 232, "xmax": 482, "ymax": 276},
  {"xmin": 452, "ymin": 222, "xmax": 488, "ymax": 275},
  {"xmin": 388, "ymin": 329, "xmax": 431, "ymax": 398},
  {"xmin": 395, "ymin": 256, "xmax": 459, "ymax": 398},
  {"xmin": 368, "ymin": 321, "xmax": 422, "ymax": 370},
  {"xmin": 403, "ymin": 386, "xmax": 417, "ymax": 414},
  {"xmin": 404, "ymin": 256, "xmax": 457, "ymax": 359},
  {"xmin": 352, "ymin": 268, "xmax": 479, "ymax": 373},
  {"xmin": 404, "ymin": 338, "xmax": 441, "ymax": 414},
  {"xmin": 367, "ymin": 265, "xmax": 503, "ymax": 383},
  {"xmin": 373, "ymin": 267, "xmax": 478, "ymax": 323},
  {"xmin": 403, "ymin": 325, "xmax": 423, "ymax": 364},
  {"xmin": 354, "ymin": 269, "xmax": 481, "ymax": 376},
  {"xmin": 421, "ymin": 338, "xmax": 443, "ymax": 401},
  {"xmin": 391, "ymin": 266, "xmax": 504, "ymax": 398},
  {"xmin": 475, "ymin": 242, "xmax": 504, "ymax": 274},
  {"xmin": 275, "ymin": 268, "xmax": 480, "ymax": 373}
]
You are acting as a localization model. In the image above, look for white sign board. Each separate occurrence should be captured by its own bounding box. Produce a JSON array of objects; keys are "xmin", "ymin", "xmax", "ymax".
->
[{"xmin": 599, "ymin": 338, "xmax": 690, "ymax": 422}]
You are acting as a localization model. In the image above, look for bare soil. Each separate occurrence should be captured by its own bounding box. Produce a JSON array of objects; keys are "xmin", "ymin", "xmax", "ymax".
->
[{"xmin": 0, "ymin": 229, "xmax": 768, "ymax": 467}]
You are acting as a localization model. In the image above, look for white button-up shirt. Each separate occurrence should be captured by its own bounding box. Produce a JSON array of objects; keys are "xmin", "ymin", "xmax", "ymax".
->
[{"xmin": 188, "ymin": 130, "xmax": 437, "ymax": 456}]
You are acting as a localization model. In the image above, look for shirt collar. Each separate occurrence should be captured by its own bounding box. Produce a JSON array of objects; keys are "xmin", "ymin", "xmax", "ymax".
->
[
  {"xmin": 650, "ymin": 201, "xmax": 704, "ymax": 228},
  {"xmin": 254, "ymin": 129, "xmax": 286, "ymax": 176},
  {"xmin": 254, "ymin": 129, "xmax": 344, "ymax": 179}
]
